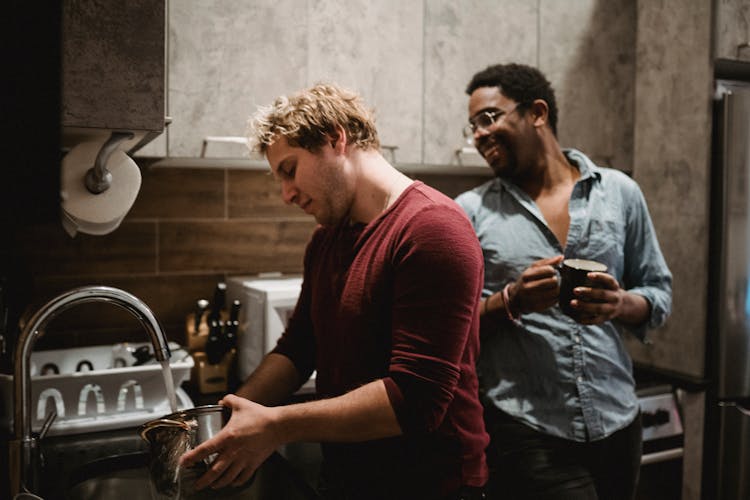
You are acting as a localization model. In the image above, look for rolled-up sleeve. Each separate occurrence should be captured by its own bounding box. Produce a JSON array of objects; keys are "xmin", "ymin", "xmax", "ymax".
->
[{"xmin": 622, "ymin": 185, "xmax": 673, "ymax": 339}]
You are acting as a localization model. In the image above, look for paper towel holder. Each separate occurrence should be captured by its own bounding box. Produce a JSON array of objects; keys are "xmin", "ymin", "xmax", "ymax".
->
[{"xmin": 85, "ymin": 131, "xmax": 134, "ymax": 194}]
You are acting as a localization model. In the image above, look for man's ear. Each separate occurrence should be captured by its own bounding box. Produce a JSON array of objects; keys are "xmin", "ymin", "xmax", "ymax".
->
[
  {"xmin": 328, "ymin": 125, "xmax": 347, "ymax": 153},
  {"xmin": 529, "ymin": 99, "xmax": 549, "ymax": 129}
]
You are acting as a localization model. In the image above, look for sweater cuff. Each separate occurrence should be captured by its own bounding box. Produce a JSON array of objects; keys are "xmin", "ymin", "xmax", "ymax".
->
[{"xmin": 382, "ymin": 376, "xmax": 408, "ymax": 432}]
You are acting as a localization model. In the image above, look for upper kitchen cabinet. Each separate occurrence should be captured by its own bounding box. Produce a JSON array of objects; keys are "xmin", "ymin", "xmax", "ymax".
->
[
  {"xmin": 422, "ymin": 0, "xmax": 537, "ymax": 167},
  {"xmin": 62, "ymin": 0, "xmax": 166, "ymax": 153},
  {"xmin": 141, "ymin": 0, "xmax": 636, "ymax": 172},
  {"xmin": 424, "ymin": 0, "xmax": 637, "ymax": 171},
  {"xmin": 140, "ymin": 0, "xmax": 424, "ymax": 163},
  {"xmin": 714, "ymin": 0, "xmax": 750, "ymax": 62}
]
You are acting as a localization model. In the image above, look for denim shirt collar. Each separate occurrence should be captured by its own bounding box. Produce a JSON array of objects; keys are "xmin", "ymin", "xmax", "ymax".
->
[{"xmin": 489, "ymin": 148, "xmax": 601, "ymax": 197}]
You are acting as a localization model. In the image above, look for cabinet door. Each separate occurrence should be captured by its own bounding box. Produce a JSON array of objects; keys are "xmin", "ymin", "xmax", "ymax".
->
[
  {"xmin": 62, "ymin": 0, "xmax": 165, "ymax": 143},
  {"xmin": 160, "ymin": 0, "xmax": 423, "ymax": 162},
  {"xmin": 715, "ymin": 0, "xmax": 750, "ymax": 61}
]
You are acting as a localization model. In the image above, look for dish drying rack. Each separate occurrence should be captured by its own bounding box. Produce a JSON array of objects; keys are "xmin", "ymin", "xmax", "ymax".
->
[{"xmin": 0, "ymin": 341, "xmax": 194, "ymax": 436}]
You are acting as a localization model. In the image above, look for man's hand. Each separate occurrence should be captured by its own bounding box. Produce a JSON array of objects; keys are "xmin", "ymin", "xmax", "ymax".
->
[
  {"xmin": 179, "ymin": 394, "xmax": 281, "ymax": 490},
  {"xmin": 569, "ymin": 272, "xmax": 625, "ymax": 324},
  {"xmin": 508, "ymin": 255, "xmax": 564, "ymax": 314}
]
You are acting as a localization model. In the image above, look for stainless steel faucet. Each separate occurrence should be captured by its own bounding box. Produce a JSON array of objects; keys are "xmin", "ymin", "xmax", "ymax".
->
[{"xmin": 8, "ymin": 285, "xmax": 171, "ymax": 498}]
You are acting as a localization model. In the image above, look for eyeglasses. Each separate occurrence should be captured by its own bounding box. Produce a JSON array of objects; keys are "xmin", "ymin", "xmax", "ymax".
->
[{"xmin": 464, "ymin": 103, "xmax": 524, "ymax": 137}]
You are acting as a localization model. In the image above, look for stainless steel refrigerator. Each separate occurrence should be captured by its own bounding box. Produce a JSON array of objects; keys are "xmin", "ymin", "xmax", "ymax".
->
[{"xmin": 707, "ymin": 78, "xmax": 750, "ymax": 500}]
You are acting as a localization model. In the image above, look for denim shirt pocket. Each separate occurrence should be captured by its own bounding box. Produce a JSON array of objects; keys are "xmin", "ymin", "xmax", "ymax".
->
[{"xmin": 578, "ymin": 218, "xmax": 625, "ymax": 275}]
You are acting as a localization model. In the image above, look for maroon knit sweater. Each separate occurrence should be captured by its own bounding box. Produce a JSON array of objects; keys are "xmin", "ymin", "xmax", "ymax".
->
[{"xmin": 273, "ymin": 182, "xmax": 488, "ymax": 497}]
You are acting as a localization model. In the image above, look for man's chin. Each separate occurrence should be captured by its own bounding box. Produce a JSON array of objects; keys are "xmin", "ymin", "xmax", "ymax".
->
[
  {"xmin": 489, "ymin": 161, "xmax": 507, "ymax": 178},
  {"xmin": 487, "ymin": 156, "xmax": 518, "ymax": 178},
  {"xmin": 314, "ymin": 212, "xmax": 341, "ymax": 227}
]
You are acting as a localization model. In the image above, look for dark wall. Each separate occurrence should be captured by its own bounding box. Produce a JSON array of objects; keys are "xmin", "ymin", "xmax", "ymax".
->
[{"xmin": 1, "ymin": 4, "xmax": 61, "ymax": 371}]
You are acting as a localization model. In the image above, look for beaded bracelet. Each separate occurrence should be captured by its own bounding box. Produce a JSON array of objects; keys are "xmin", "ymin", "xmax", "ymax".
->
[{"xmin": 502, "ymin": 283, "xmax": 521, "ymax": 322}]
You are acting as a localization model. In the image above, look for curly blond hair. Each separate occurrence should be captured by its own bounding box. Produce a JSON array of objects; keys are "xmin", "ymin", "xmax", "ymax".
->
[{"xmin": 247, "ymin": 83, "xmax": 380, "ymax": 154}]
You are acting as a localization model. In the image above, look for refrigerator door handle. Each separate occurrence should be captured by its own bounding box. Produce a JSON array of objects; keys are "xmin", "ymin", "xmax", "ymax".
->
[{"xmin": 718, "ymin": 401, "xmax": 750, "ymax": 417}]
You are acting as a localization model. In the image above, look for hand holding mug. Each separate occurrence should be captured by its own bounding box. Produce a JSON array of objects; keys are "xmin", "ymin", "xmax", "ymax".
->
[
  {"xmin": 507, "ymin": 255, "xmax": 564, "ymax": 315},
  {"xmin": 558, "ymin": 259, "xmax": 624, "ymax": 324}
]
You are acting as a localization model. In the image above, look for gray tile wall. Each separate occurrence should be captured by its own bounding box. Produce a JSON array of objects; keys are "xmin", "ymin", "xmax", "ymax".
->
[
  {"xmin": 622, "ymin": 5, "xmax": 713, "ymax": 489},
  {"xmin": 626, "ymin": 0, "xmax": 713, "ymax": 381},
  {"xmin": 540, "ymin": 0, "xmax": 636, "ymax": 170}
]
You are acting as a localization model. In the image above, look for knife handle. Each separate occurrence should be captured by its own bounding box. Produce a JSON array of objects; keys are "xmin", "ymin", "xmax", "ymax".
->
[
  {"xmin": 225, "ymin": 300, "xmax": 241, "ymax": 350},
  {"xmin": 193, "ymin": 299, "xmax": 209, "ymax": 334},
  {"xmin": 229, "ymin": 299, "xmax": 241, "ymax": 324},
  {"xmin": 205, "ymin": 319, "xmax": 225, "ymax": 364},
  {"xmin": 209, "ymin": 282, "xmax": 227, "ymax": 322}
]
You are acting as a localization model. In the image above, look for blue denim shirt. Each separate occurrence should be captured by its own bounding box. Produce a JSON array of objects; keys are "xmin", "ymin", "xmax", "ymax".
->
[{"xmin": 455, "ymin": 149, "xmax": 672, "ymax": 441}]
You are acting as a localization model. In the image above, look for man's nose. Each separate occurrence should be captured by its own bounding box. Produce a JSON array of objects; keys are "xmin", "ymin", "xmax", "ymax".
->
[
  {"xmin": 280, "ymin": 179, "xmax": 298, "ymax": 205},
  {"xmin": 474, "ymin": 126, "xmax": 491, "ymax": 140}
]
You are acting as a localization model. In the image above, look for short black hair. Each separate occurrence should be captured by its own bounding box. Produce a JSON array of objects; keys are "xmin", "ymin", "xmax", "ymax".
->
[{"xmin": 466, "ymin": 63, "xmax": 558, "ymax": 136}]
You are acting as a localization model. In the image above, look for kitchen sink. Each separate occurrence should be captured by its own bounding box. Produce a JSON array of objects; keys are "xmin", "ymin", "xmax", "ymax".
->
[
  {"xmin": 67, "ymin": 466, "xmax": 255, "ymax": 499},
  {"xmin": 66, "ymin": 454, "xmax": 153, "ymax": 500},
  {"xmin": 60, "ymin": 448, "xmax": 320, "ymax": 500},
  {"xmin": 12, "ymin": 423, "xmax": 320, "ymax": 499},
  {"xmin": 68, "ymin": 470, "xmax": 149, "ymax": 499}
]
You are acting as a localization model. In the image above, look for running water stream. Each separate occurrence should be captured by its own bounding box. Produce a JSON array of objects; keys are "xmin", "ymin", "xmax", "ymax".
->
[{"xmin": 160, "ymin": 359, "xmax": 178, "ymax": 413}]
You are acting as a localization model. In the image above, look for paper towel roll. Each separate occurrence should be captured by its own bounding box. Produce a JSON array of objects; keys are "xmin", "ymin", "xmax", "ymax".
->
[{"xmin": 61, "ymin": 140, "xmax": 142, "ymax": 237}]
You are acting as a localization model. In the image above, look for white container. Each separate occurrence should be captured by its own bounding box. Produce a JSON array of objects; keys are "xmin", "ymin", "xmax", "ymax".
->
[
  {"xmin": 226, "ymin": 275, "xmax": 314, "ymax": 392},
  {"xmin": 0, "ymin": 342, "xmax": 194, "ymax": 436}
]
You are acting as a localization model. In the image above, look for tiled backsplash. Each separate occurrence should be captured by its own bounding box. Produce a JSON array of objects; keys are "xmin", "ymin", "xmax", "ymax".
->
[{"xmin": 15, "ymin": 161, "xmax": 489, "ymax": 349}]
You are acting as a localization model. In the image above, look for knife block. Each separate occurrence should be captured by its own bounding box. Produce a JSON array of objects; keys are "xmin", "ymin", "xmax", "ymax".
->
[
  {"xmin": 185, "ymin": 312, "xmax": 208, "ymax": 352},
  {"xmin": 191, "ymin": 348, "xmax": 236, "ymax": 394},
  {"xmin": 184, "ymin": 310, "xmax": 228, "ymax": 352}
]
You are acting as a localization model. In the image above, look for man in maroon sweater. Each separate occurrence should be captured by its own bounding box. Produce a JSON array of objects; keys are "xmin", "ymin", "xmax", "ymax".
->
[{"xmin": 180, "ymin": 83, "xmax": 489, "ymax": 500}]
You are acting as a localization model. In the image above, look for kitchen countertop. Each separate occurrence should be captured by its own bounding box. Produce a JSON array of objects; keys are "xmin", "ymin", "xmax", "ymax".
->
[
  {"xmin": 184, "ymin": 379, "xmax": 319, "ymax": 407},
  {"xmin": 633, "ymin": 362, "xmax": 709, "ymax": 393}
]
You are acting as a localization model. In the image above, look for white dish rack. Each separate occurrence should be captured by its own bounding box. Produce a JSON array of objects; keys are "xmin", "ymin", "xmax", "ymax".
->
[{"xmin": 0, "ymin": 342, "xmax": 194, "ymax": 437}]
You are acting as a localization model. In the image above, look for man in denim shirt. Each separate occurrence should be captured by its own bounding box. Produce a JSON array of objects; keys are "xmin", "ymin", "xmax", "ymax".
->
[{"xmin": 455, "ymin": 63, "xmax": 672, "ymax": 499}]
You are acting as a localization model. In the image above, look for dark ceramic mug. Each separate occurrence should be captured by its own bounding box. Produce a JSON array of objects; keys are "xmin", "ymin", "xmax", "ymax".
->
[{"xmin": 558, "ymin": 258, "xmax": 607, "ymax": 319}]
